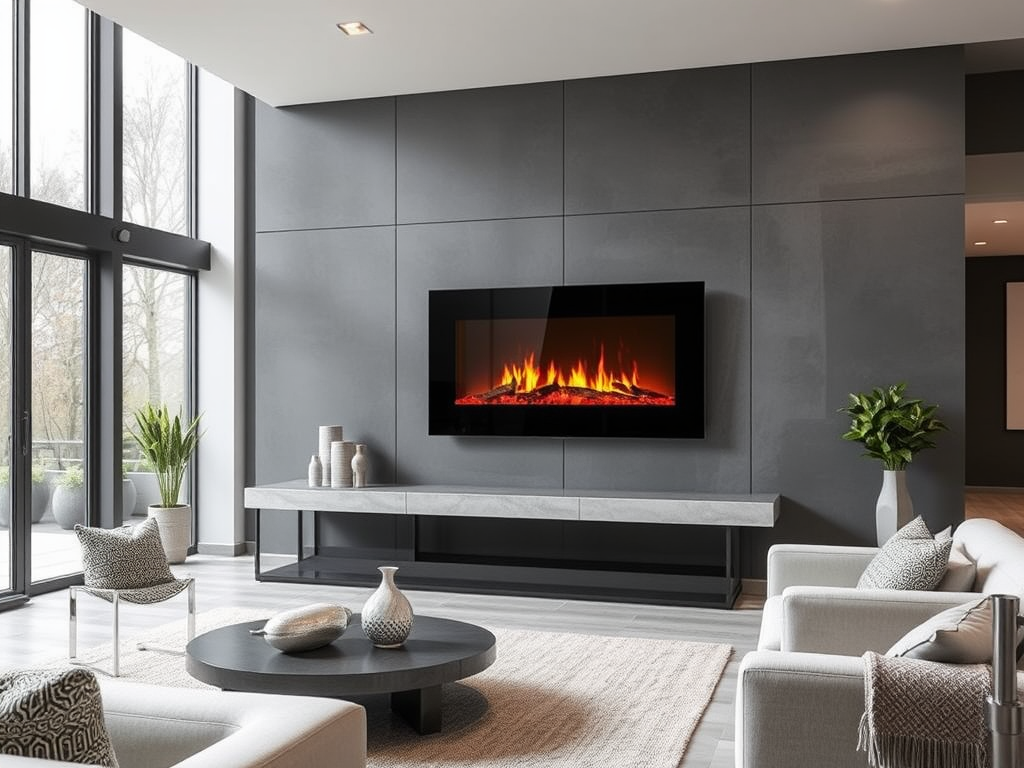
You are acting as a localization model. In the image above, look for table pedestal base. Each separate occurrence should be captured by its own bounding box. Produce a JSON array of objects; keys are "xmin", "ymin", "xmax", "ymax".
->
[{"xmin": 391, "ymin": 684, "xmax": 442, "ymax": 734}]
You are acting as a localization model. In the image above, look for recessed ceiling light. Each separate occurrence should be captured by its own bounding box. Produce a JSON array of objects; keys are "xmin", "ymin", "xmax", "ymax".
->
[
  {"xmin": 337, "ymin": 21, "xmax": 372, "ymax": 36},
  {"xmin": 994, "ymin": 219, "xmax": 1009, "ymax": 224},
  {"xmin": 974, "ymin": 241, "xmax": 988, "ymax": 246}
]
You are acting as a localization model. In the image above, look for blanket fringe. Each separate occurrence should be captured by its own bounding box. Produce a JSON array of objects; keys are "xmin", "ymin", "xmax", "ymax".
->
[{"xmin": 858, "ymin": 713, "xmax": 987, "ymax": 768}]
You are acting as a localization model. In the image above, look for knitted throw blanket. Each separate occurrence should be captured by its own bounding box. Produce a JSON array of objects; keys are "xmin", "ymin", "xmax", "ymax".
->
[{"xmin": 858, "ymin": 652, "xmax": 990, "ymax": 768}]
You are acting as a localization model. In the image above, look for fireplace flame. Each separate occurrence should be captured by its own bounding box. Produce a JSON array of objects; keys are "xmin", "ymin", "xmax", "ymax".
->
[{"xmin": 499, "ymin": 346, "xmax": 642, "ymax": 395}]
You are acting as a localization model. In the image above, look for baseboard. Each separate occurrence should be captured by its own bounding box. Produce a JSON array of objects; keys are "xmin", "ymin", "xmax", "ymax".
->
[
  {"xmin": 966, "ymin": 485, "xmax": 1024, "ymax": 493},
  {"xmin": 741, "ymin": 578, "xmax": 766, "ymax": 597},
  {"xmin": 197, "ymin": 541, "xmax": 248, "ymax": 556}
]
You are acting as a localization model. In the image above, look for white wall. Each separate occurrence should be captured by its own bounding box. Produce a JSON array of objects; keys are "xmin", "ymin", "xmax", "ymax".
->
[{"xmin": 196, "ymin": 70, "xmax": 247, "ymax": 553}]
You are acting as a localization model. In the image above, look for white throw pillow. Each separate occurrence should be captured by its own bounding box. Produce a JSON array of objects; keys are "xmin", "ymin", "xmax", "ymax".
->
[
  {"xmin": 935, "ymin": 541, "xmax": 977, "ymax": 592},
  {"xmin": 887, "ymin": 596, "xmax": 993, "ymax": 663},
  {"xmin": 857, "ymin": 516, "xmax": 952, "ymax": 591}
]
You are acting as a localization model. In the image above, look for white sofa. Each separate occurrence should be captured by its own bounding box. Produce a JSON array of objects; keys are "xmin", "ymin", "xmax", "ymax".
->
[
  {"xmin": 4, "ymin": 678, "xmax": 367, "ymax": 768},
  {"xmin": 736, "ymin": 517, "xmax": 1024, "ymax": 768}
]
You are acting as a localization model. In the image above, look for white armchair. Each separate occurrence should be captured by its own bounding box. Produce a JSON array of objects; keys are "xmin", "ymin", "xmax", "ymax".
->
[{"xmin": 737, "ymin": 518, "xmax": 1024, "ymax": 768}]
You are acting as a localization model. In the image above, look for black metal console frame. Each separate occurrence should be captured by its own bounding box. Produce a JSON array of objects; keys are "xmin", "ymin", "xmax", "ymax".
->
[{"xmin": 253, "ymin": 507, "xmax": 742, "ymax": 608}]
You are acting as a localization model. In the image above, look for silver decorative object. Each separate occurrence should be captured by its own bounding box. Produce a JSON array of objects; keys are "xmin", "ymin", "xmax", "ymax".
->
[
  {"xmin": 250, "ymin": 602, "xmax": 352, "ymax": 653},
  {"xmin": 318, "ymin": 425, "xmax": 343, "ymax": 487},
  {"xmin": 361, "ymin": 566, "xmax": 414, "ymax": 648},
  {"xmin": 307, "ymin": 454, "xmax": 322, "ymax": 488},
  {"xmin": 351, "ymin": 444, "xmax": 368, "ymax": 487}
]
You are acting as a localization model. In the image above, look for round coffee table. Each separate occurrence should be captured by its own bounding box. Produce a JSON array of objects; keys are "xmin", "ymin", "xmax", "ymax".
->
[{"xmin": 185, "ymin": 614, "xmax": 496, "ymax": 734}]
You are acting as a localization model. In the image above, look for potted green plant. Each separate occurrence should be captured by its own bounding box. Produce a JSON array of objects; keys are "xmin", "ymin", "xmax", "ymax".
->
[
  {"xmin": 52, "ymin": 464, "xmax": 86, "ymax": 530},
  {"xmin": 838, "ymin": 382, "xmax": 947, "ymax": 544},
  {"xmin": 129, "ymin": 403, "xmax": 203, "ymax": 563}
]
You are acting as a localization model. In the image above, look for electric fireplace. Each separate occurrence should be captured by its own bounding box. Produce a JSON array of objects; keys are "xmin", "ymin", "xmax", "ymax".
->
[{"xmin": 429, "ymin": 281, "xmax": 705, "ymax": 438}]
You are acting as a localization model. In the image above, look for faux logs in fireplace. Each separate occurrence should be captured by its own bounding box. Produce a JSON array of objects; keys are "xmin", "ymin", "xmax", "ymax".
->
[{"xmin": 429, "ymin": 281, "xmax": 705, "ymax": 438}]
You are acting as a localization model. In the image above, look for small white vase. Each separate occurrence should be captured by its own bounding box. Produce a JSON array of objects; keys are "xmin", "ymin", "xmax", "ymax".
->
[
  {"xmin": 361, "ymin": 566, "xmax": 414, "ymax": 648},
  {"xmin": 307, "ymin": 454, "xmax": 322, "ymax": 488},
  {"xmin": 351, "ymin": 444, "xmax": 368, "ymax": 488},
  {"xmin": 875, "ymin": 469, "xmax": 914, "ymax": 545}
]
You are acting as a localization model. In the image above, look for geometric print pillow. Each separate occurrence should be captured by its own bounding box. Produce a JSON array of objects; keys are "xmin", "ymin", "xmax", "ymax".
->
[
  {"xmin": 857, "ymin": 515, "xmax": 953, "ymax": 590},
  {"xmin": 74, "ymin": 518, "xmax": 175, "ymax": 590},
  {"xmin": 0, "ymin": 666, "xmax": 118, "ymax": 767}
]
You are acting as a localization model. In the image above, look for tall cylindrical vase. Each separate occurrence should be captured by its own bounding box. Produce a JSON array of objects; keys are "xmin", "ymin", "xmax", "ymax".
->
[
  {"xmin": 318, "ymin": 425, "xmax": 343, "ymax": 487},
  {"xmin": 876, "ymin": 469, "xmax": 913, "ymax": 545},
  {"xmin": 361, "ymin": 566, "xmax": 414, "ymax": 648}
]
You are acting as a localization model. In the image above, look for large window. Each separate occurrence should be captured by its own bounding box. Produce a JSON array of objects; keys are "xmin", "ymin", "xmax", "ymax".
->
[
  {"xmin": 29, "ymin": 0, "xmax": 87, "ymax": 210},
  {"xmin": 122, "ymin": 263, "xmax": 190, "ymax": 509},
  {"xmin": 0, "ymin": 7, "xmax": 206, "ymax": 608},
  {"xmin": 122, "ymin": 29, "xmax": 189, "ymax": 234}
]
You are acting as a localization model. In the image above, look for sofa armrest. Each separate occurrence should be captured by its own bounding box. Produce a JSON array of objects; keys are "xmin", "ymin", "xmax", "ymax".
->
[
  {"xmin": 767, "ymin": 544, "xmax": 879, "ymax": 597},
  {"xmin": 781, "ymin": 587, "xmax": 980, "ymax": 655},
  {"xmin": 99, "ymin": 680, "xmax": 366, "ymax": 768},
  {"xmin": 736, "ymin": 650, "xmax": 867, "ymax": 768}
]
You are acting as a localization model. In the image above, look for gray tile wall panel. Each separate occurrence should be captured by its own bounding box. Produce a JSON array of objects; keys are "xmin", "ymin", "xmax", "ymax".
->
[
  {"xmin": 563, "ymin": 208, "xmax": 751, "ymax": 493},
  {"xmin": 396, "ymin": 83, "xmax": 563, "ymax": 224},
  {"xmin": 255, "ymin": 98, "xmax": 395, "ymax": 232},
  {"xmin": 254, "ymin": 227, "xmax": 397, "ymax": 488},
  {"xmin": 395, "ymin": 218, "xmax": 565, "ymax": 487},
  {"xmin": 750, "ymin": 195, "xmax": 965, "ymax": 572},
  {"xmin": 751, "ymin": 46, "xmax": 964, "ymax": 204},
  {"xmin": 565, "ymin": 67, "xmax": 751, "ymax": 214}
]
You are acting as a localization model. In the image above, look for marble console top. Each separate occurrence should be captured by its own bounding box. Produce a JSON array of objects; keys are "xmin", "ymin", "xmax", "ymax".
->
[{"xmin": 245, "ymin": 480, "xmax": 779, "ymax": 528}]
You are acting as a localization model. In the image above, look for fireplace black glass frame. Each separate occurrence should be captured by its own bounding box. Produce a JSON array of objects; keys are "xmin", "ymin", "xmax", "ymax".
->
[{"xmin": 428, "ymin": 281, "xmax": 705, "ymax": 438}]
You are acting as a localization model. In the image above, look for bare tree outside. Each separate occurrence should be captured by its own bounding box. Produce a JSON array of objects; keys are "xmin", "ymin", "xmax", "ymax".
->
[{"xmin": 121, "ymin": 29, "xmax": 189, "ymax": 459}]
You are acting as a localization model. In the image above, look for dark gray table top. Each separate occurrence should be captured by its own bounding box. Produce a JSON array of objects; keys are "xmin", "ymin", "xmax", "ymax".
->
[{"xmin": 185, "ymin": 614, "xmax": 497, "ymax": 696}]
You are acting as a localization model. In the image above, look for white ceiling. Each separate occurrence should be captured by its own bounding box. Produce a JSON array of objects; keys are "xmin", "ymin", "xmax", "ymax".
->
[{"xmin": 74, "ymin": 0, "xmax": 1024, "ymax": 108}]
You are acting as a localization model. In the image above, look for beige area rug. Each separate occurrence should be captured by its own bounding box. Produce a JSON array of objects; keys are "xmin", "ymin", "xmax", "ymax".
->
[{"xmin": 53, "ymin": 606, "xmax": 732, "ymax": 768}]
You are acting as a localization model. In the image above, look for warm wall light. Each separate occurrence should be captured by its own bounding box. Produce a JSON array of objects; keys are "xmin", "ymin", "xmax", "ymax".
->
[
  {"xmin": 994, "ymin": 219, "xmax": 1009, "ymax": 224},
  {"xmin": 975, "ymin": 241, "xmax": 988, "ymax": 246},
  {"xmin": 337, "ymin": 21, "xmax": 372, "ymax": 36}
]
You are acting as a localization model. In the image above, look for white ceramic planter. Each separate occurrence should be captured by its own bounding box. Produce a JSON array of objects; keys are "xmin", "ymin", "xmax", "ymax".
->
[
  {"xmin": 876, "ymin": 469, "xmax": 914, "ymax": 545},
  {"xmin": 148, "ymin": 504, "xmax": 191, "ymax": 563}
]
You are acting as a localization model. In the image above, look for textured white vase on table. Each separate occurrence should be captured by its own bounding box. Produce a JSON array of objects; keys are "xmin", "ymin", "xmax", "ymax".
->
[
  {"xmin": 351, "ymin": 444, "xmax": 368, "ymax": 488},
  {"xmin": 361, "ymin": 566, "xmax": 414, "ymax": 648},
  {"xmin": 875, "ymin": 469, "xmax": 913, "ymax": 545},
  {"xmin": 318, "ymin": 425, "xmax": 343, "ymax": 487}
]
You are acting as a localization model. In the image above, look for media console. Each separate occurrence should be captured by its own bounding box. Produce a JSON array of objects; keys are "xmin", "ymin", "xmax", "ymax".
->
[{"xmin": 245, "ymin": 481, "xmax": 780, "ymax": 608}]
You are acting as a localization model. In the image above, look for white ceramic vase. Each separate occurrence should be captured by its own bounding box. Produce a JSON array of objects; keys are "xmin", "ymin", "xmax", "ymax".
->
[
  {"xmin": 361, "ymin": 566, "xmax": 414, "ymax": 648},
  {"xmin": 318, "ymin": 426, "xmax": 343, "ymax": 487},
  {"xmin": 875, "ymin": 469, "xmax": 913, "ymax": 545},
  {"xmin": 307, "ymin": 454, "xmax": 322, "ymax": 488},
  {"xmin": 149, "ymin": 504, "xmax": 191, "ymax": 564},
  {"xmin": 351, "ymin": 444, "xmax": 368, "ymax": 488}
]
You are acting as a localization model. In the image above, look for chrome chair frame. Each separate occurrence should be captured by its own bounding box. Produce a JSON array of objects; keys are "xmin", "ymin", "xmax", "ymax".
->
[{"xmin": 68, "ymin": 578, "xmax": 195, "ymax": 677}]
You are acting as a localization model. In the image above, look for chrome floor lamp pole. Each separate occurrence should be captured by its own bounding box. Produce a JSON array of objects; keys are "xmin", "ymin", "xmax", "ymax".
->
[{"xmin": 988, "ymin": 594, "xmax": 1022, "ymax": 768}]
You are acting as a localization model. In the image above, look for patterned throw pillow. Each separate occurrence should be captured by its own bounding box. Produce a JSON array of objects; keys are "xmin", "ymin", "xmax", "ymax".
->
[
  {"xmin": 857, "ymin": 516, "xmax": 952, "ymax": 590},
  {"xmin": 74, "ymin": 518, "xmax": 175, "ymax": 590},
  {"xmin": 0, "ymin": 666, "xmax": 118, "ymax": 767}
]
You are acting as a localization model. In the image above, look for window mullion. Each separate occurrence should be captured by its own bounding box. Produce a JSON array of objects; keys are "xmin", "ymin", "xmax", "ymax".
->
[{"xmin": 13, "ymin": 0, "xmax": 26, "ymax": 197}]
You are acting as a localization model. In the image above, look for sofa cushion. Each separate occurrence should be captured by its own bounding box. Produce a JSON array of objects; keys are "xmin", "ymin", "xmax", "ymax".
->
[
  {"xmin": 953, "ymin": 518, "xmax": 1024, "ymax": 598},
  {"xmin": 886, "ymin": 596, "xmax": 994, "ymax": 663},
  {"xmin": 0, "ymin": 666, "xmax": 118, "ymax": 767},
  {"xmin": 857, "ymin": 516, "xmax": 952, "ymax": 591},
  {"xmin": 757, "ymin": 595, "xmax": 783, "ymax": 651},
  {"xmin": 936, "ymin": 541, "xmax": 977, "ymax": 592},
  {"xmin": 74, "ymin": 518, "xmax": 175, "ymax": 590}
]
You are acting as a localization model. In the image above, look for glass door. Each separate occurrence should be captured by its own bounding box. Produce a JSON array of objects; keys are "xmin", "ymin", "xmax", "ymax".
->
[
  {"xmin": 0, "ymin": 245, "xmax": 12, "ymax": 599},
  {"xmin": 29, "ymin": 249, "xmax": 88, "ymax": 584}
]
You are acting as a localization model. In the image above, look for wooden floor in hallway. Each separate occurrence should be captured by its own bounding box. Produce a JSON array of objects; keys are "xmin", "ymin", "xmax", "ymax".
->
[{"xmin": 0, "ymin": 554, "xmax": 764, "ymax": 768}]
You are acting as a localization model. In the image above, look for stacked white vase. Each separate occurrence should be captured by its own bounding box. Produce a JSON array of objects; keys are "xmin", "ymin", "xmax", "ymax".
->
[
  {"xmin": 331, "ymin": 441, "xmax": 356, "ymax": 488},
  {"xmin": 318, "ymin": 425, "xmax": 343, "ymax": 487}
]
